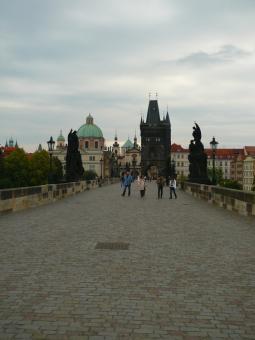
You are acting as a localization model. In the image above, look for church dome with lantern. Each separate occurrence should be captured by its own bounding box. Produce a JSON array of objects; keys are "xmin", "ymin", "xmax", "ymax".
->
[{"xmin": 77, "ymin": 114, "xmax": 103, "ymax": 139}]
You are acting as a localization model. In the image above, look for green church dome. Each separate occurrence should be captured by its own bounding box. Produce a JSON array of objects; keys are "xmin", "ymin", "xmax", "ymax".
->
[{"xmin": 77, "ymin": 114, "xmax": 103, "ymax": 139}]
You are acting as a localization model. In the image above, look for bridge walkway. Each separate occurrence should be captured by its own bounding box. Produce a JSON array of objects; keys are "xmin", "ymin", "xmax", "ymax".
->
[{"xmin": 0, "ymin": 182, "xmax": 254, "ymax": 339}]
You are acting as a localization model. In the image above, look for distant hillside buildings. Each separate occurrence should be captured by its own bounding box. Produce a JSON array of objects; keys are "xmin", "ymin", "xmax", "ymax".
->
[{"xmin": 172, "ymin": 143, "xmax": 255, "ymax": 191}]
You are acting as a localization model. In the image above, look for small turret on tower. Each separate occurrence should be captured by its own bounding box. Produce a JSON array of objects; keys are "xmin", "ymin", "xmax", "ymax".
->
[
  {"xmin": 112, "ymin": 131, "xmax": 120, "ymax": 155},
  {"xmin": 57, "ymin": 130, "xmax": 65, "ymax": 149}
]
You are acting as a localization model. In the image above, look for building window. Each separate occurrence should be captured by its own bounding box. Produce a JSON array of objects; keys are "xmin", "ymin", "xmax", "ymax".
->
[
  {"xmin": 85, "ymin": 141, "xmax": 89, "ymax": 149},
  {"xmin": 95, "ymin": 141, "xmax": 98, "ymax": 149},
  {"xmin": 89, "ymin": 165, "xmax": 95, "ymax": 170}
]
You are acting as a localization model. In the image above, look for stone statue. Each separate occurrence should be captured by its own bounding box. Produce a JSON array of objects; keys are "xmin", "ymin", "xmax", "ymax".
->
[
  {"xmin": 188, "ymin": 123, "xmax": 209, "ymax": 184},
  {"xmin": 66, "ymin": 129, "xmax": 84, "ymax": 182}
]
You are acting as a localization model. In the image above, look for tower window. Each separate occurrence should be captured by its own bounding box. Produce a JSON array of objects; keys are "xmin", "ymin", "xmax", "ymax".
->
[
  {"xmin": 85, "ymin": 141, "xmax": 89, "ymax": 149},
  {"xmin": 95, "ymin": 141, "xmax": 98, "ymax": 149}
]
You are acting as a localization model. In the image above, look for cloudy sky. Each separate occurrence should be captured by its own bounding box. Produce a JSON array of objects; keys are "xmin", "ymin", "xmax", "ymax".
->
[{"xmin": 1, "ymin": 0, "xmax": 255, "ymax": 151}]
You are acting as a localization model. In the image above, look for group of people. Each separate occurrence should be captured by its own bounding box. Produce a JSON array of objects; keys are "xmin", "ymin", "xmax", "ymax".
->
[{"xmin": 120, "ymin": 171, "xmax": 177, "ymax": 199}]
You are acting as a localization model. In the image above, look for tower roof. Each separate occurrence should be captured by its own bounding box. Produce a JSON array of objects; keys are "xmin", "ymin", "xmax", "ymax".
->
[
  {"xmin": 146, "ymin": 100, "xmax": 160, "ymax": 124},
  {"xmin": 122, "ymin": 138, "xmax": 133, "ymax": 149},
  {"xmin": 57, "ymin": 130, "xmax": 65, "ymax": 142}
]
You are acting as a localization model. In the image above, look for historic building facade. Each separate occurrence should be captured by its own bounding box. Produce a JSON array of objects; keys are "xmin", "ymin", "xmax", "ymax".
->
[
  {"xmin": 52, "ymin": 114, "xmax": 105, "ymax": 178},
  {"xmin": 140, "ymin": 99, "xmax": 171, "ymax": 178},
  {"xmin": 172, "ymin": 143, "xmax": 255, "ymax": 191}
]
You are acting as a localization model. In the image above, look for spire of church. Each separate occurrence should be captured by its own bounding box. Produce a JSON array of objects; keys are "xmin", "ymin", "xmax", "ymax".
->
[
  {"xmin": 146, "ymin": 100, "xmax": 160, "ymax": 124},
  {"xmin": 15, "ymin": 140, "xmax": 18, "ymax": 148},
  {"xmin": 113, "ymin": 130, "xmax": 119, "ymax": 147},
  {"xmin": 166, "ymin": 107, "xmax": 170, "ymax": 125},
  {"xmin": 133, "ymin": 131, "xmax": 138, "ymax": 148},
  {"xmin": 5, "ymin": 140, "xmax": 8, "ymax": 147}
]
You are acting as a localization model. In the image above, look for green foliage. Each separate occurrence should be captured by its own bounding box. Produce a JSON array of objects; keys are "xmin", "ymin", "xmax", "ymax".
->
[
  {"xmin": 83, "ymin": 170, "xmax": 97, "ymax": 180},
  {"xmin": 52, "ymin": 157, "xmax": 63, "ymax": 183},
  {"xmin": 29, "ymin": 150, "xmax": 50, "ymax": 186},
  {"xmin": 0, "ymin": 149, "xmax": 63, "ymax": 189},
  {"xmin": 220, "ymin": 179, "xmax": 242, "ymax": 190},
  {"xmin": 3, "ymin": 149, "xmax": 30, "ymax": 188},
  {"xmin": 207, "ymin": 167, "xmax": 223, "ymax": 184}
]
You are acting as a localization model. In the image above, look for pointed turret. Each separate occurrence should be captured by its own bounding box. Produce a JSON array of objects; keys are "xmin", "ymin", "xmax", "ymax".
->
[
  {"xmin": 133, "ymin": 131, "xmax": 138, "ymax": 149},
  {"xmin": 38, "ymin": 144, "xmax": 42, "ymax": 151},
  {"xmin": 146, "ymin": 100, "xmax": 160, "ymax": 125},
  {"xmin": 15, "ymin": 140, "xmax": 18, "ymax": 148},
  {"xmin": 9, "ymin": 137, "xmax": 14, "ymax": 147},
  {"xmin": 5, "ymin": 140, "xmax": 8, "ymax": 147},
  {"xmin": 113, "ymin": 131, "xmax": 119, "ymax": 147},
  {"xmin": 166, "ymin": 111, "xmax": 170, "ymax": 124}
]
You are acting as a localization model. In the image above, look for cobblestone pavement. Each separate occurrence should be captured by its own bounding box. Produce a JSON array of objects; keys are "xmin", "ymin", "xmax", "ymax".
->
[{"xmin": 0, "ymin": 182, "xmax": 255, "ymax": 340}]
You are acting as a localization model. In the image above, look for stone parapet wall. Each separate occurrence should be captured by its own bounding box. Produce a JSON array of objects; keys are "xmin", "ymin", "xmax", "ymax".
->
[
  {"xmin": 0, "ymin": 178, "xmax": 119, "ymax": 215},
  {"xmin": 182, "ymin": 182, "xmax": 255, "ymax": 216}
]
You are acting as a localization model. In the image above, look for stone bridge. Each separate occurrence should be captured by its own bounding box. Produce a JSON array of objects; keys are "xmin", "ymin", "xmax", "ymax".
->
[{"xmin": 0, "ymin": 182, "xmax": 254, "ymax": 339}]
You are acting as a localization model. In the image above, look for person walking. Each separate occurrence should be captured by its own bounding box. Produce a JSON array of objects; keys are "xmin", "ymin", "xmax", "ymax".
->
[
  {"xmin": 156, "ymin": 175, "xmax": 165, "ymax": 199},
  {"xmin": 137, "ymin": 175, "xmax": 146, "ymax": 198},
  {"xmin": 121, "ymin": 171, "xmax": 133, "ymax": 196},
  {"xmin": 169, "ymin": 177, "xmax": 177, "ymax": 199},
  {"xmin": 120, "ymin": 172, "xmax": 125, "ymax": 189}
]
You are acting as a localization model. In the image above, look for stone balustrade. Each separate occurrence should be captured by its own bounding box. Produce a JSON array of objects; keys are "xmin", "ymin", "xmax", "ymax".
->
[
  {"xmin": 182, "ymin": 182, "xmax": 255, "ymax": 216},
  {"xmin": 0, "ymin": 178, "xmax": 119, "ymax": 215}
]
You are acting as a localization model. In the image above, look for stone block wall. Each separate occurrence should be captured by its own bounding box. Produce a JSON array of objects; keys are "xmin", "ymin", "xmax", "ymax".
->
[
  {"xmin": 0, "ymin": 178, "xmax": 118, "ymax": 215},
  {"xmin": 182, "ymin": 182, "xmax": 255, "ymax": 216}
]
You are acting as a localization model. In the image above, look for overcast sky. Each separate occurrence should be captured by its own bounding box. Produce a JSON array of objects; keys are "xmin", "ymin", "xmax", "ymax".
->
[{"xmin": 1, "ymin": 0, "xmax": 255, "ymax": 151}]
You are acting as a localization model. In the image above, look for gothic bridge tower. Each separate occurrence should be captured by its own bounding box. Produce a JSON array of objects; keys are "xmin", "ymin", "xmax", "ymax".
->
[{"xmin": 140, "ymin": 99, "xmax": 171, "ymax": 178}]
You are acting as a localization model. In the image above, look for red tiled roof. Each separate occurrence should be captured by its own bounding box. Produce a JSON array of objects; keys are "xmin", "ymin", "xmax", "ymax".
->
[
  {"xmin": 244, "ymin": 146, "xmax": 255, "ymax": 156},
  {"xmin": 1, "ymin": 146, "xmax": 17, "ymax": 157},
  {"xmin": 171, "ymin": 143, "xmax": 188, "ymax": 152},
  {"xmin": 205, "ymin": 148, "xmax": 243, "ymax": 159}
]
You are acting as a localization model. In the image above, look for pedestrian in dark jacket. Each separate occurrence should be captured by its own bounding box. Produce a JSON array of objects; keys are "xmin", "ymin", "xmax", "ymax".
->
[{"xmin": 156, "ymin": 175, "xmax": 165, "ymax": 199}]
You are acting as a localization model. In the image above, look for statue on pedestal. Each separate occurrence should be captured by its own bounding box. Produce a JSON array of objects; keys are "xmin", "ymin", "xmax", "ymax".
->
[
  {"xmin": 188, "ymin": 123, "xmax": 209, "ymax": 184},
  {"xmin": 66, "ymin": 129, "xmax": 84, "ymax": 182}
]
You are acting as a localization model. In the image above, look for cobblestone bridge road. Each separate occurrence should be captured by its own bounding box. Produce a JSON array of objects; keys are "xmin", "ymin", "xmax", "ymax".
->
[{"xmin": 0, "ymin": 182, "xmax": 255, "ymax": 340}]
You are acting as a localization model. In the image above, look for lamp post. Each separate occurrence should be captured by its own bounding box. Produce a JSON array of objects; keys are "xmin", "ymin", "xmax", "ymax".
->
[
  {"xmin": 47, "ymin": 136, "xmax": 55, "ymax": 184},
  {"xmin": 210, "ymin": 136, "xmax": 218, "ymax": 185},
  {"xmin": 171, "ymin": 159, "xmax": 176, "ymax": 178},
  {"xmin": 100, "ymin": 157, "xmax": 103, "ymax": 179}
]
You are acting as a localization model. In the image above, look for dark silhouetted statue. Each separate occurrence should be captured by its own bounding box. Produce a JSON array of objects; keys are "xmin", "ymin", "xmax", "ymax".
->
[
  {"xmin": 188, "ymin": 123, "xmax": 209, "ymax": 184},
  {"xmin": 66, "ymin": 129, "xmax": 84, "ymax": 182}
]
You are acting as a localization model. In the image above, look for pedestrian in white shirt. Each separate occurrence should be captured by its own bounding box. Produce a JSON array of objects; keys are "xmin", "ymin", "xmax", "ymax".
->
[{"xmin": 169, "ymin": 177, "xmax": 177, "ymax": 199}]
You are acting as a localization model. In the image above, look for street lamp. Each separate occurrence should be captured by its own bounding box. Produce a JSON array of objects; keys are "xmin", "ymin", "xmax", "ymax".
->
[
  {"xmin": 171, "ymin": 159, "xmax": 176, "ymax": 178},
  {"xmin": 210, "ymin": 136, "xmax": 218, "ymax": 185},
  {"xmin": 47, "ymin": 136, "xmax": 55, "ymax": 184},
  {"xmin": 100, "ymin": 157, "xmax": 103, "ymax": 179}
]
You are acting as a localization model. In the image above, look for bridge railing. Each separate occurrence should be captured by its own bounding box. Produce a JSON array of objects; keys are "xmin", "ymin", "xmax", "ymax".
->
[
  {"xmin": 182, "ymin": 182, "xmax": 255, "ymax": 216},
  {"xmin": 0, "ymin": 178, "xmax": 119, "ymax": 215}
]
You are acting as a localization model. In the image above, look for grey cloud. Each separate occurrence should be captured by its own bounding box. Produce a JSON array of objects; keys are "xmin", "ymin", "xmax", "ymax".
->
[{"xmin": 177, "ymin": 45, "xmax": 252, "ymax": 66}]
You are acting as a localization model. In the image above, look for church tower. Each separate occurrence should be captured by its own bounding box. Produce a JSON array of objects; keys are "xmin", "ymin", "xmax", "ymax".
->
[
  {"xmin": 140, "ymin": 99, "xmax": 171, "ymax": 177},
  {"xmin": 112, "ymin": 132, "xmax": 120, "ymax": 156}
]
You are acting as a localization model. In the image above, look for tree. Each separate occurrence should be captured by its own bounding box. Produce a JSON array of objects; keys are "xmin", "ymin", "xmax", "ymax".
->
[
  {"xmin": 52, "ymin": 157, "xmax": 63, "ymax": 183},
  {"xmin": 4, "ymin": 149, "xmax": 30, "ymax": 188},
  {"xmin": 29, "ymin": 150, "xmax": 50, "ymax": 186},
  {"xmin": 220, "ymin": 179, "xmax": 242, "ymax": 190},
  {"xmin": 207, "ymin": 167, "xmax": 223, "ymax": 185},
  {"xmin": 83, "ymin": 170, "xmax": 97, "ymax": 180}
]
